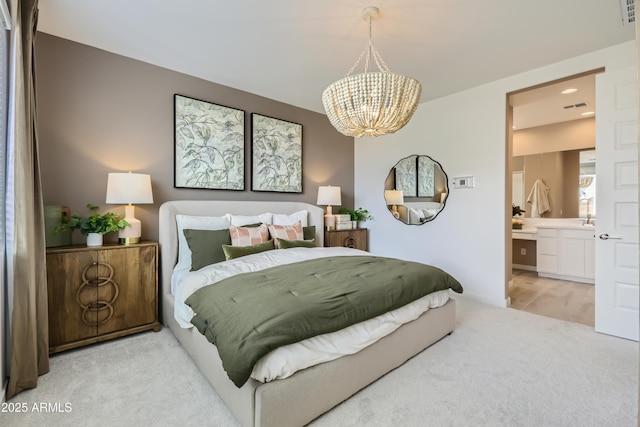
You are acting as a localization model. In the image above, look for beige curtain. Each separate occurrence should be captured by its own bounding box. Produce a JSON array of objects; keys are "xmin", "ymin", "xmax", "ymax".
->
[
  {"xmin": 6, "ymin": 0, "xmax": 48, "ymax": 399},
  {"xmin": 579, "ymin": 176, "xmax": 594, "ymax": 188}
]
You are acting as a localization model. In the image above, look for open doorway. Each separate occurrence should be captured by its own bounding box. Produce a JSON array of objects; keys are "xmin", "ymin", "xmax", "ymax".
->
[{"xmin": 506, "ymin": 69, "xmax": 603, "ymax": 326}]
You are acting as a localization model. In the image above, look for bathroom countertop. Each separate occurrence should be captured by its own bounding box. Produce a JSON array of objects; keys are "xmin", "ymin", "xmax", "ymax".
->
[
  {"xmin": 512, "ymin": 223, "xmax": 595, "ymax": 240},
  {"xmin": 535, "ymin": 224, "xmax": 595, "ymax": 230},
  {"xmin": 512, "ymin": 228, "xmax": 537, "ymax": 240}
]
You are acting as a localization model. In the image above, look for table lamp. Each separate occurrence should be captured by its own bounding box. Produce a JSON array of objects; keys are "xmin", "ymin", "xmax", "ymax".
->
[
  {"xmin": 384, "ymin": 190, "xmax": 404, "ymax": 219},
  {"xmin": 317, "ymin": 185, "xmax": 341, "ymax": 230},
  {"xmin": 106, "ymin": 172, "xmax": 153, "ymax": 244}
]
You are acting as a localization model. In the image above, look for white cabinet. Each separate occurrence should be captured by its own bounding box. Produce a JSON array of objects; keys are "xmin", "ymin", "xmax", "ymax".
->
[
  {"xmin": 536, "ymin": 227, "xmax": 595, "ymax": 284},
  {"xmin": 584, "ymin": 238, "xmax": 595, "ymax": 279}
]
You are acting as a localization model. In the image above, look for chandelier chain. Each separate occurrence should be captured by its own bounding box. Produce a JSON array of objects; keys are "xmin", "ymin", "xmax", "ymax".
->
[
  {"xmin": 343, "ymin": 16, "xmax": 390, "ymax": 78},
  {"xmin": 322, "ymin": 6, "xmax": 422, "ymax": 138}
]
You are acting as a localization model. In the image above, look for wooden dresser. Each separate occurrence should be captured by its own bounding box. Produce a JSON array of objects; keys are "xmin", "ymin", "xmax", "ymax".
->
[
  {"xmin": 324, "ymin": 228, "xmax": 368, "ymax": 251},
  {"xmin": 46, "ymin": 241, "xmax": 160, "ymax": 353}
]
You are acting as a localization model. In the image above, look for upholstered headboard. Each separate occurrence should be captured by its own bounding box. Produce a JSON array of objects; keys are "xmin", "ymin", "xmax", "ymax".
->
[{"xmin": 158, "ymin": 200, "xmax": 324, "ymax": 299}]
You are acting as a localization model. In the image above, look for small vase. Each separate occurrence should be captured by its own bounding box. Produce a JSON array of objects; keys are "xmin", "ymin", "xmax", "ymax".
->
[
  {"xmin": 352, "ymin": 220, "xmax": 358, "ymax": 229},
  {"xmin": 86, "ymin": 233, "xmax": 103, "ymax": 247}
]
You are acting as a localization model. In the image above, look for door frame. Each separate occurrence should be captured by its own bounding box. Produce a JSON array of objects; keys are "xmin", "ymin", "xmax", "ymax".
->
[{"xmin": 504, "ymin": 68, "xmax": 605, "ymax": 305}]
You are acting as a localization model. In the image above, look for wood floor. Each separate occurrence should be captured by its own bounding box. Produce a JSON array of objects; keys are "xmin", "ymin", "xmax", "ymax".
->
[{"xmin": 509, "ymin": 269, "xmax": 595, "ymax": 327}]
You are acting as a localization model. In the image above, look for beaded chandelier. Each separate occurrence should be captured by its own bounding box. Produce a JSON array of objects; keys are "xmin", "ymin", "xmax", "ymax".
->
[{"xmin": 322, "ymin": 6, "xmax": 422, "ymax": 138}]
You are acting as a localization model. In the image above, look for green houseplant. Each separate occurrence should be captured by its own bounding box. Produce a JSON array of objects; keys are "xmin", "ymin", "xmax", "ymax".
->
[
  {"xmin": 55, "ymin": 204, "xmax": 128, "ymax": 246},
  {"xmin": 338, "ymin": 207, "xmax": 374, "ymax": 223}
]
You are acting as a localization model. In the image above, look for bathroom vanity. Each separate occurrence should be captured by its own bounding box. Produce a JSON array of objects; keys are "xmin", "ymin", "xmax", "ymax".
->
[{"xmin": 512, "ymin": 221, "xmax": 596, "ymax": 284}]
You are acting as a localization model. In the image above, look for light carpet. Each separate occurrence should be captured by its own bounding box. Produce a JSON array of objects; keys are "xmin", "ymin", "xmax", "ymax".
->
[{"xmin": 2, "ymin": 297, "xmax": 637, "ymax": 427}]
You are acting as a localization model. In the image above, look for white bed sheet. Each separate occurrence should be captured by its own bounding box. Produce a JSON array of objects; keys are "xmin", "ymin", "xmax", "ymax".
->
[{"xmin": 172, "ymin": 247, "xmax": 451, "ymax": 382}]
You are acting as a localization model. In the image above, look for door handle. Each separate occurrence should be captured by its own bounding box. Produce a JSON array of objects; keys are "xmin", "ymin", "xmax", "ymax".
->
[{"xmin": 599, "ymin": 233, "xmax": 622, "ymax": 240}]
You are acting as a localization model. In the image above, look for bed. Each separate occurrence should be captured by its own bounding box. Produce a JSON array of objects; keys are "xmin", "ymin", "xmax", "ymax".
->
[{"xmin": 159, "ymin": 200, "xmax": 461, "ymax": 427}]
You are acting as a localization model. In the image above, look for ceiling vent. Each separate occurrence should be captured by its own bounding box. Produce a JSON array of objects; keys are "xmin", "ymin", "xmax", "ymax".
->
[
  {"xmin": 563, "ymin": 102, "xmax": 588, "ymax": 109},
  {"xmin": 619, "ymin": 0, "xmax": 635, "ymax": 25}
]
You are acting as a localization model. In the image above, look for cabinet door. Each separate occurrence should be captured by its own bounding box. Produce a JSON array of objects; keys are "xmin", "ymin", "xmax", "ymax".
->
[
  {"xmin": 97, "ymin": 245, "xmax": 158, "ymax": 336},
  {"xmin": 584, "ymin": 238, "xmax": 595, "ymax": 279},
  {"xmin": 558, "ymin": 238, "xmax": 586, "ymax": 278},
  {"xmin": 326, "ymin": 230, "xmax": 367, "ymax": 251},
  {"xmin": 47, "ymin": 250, "xmax": 98, "ymax": 348}
]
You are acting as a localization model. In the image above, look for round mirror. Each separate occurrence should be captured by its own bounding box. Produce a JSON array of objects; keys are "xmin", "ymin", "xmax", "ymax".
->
[{"xmin": 384, "ymin": 155, "xmax": 449, "ymax": 225}]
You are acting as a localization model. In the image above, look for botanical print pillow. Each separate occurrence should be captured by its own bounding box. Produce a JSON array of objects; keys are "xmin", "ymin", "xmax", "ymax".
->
[{"xmin": 229, "ymin": 223, "xmax": 269, "ymax": 246}]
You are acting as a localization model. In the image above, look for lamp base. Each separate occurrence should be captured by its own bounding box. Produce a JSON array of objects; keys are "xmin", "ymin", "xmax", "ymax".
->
[
  {"xmin": 118, "ymin": 205, "xmax": 142, "ymax": 245},
  {"xmin": 118, "ymin": 236, "xmax": 141, "ymax": 245}
]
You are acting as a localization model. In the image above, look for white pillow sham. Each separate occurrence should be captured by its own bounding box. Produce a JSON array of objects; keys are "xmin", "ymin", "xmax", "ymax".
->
[
  {"xmin": 271, "ymin": 210, "xmax": 308, "ymax": 226},
  {"xmin": 230, "ymin": 213, "xmax": 273, "ymax": 226}
]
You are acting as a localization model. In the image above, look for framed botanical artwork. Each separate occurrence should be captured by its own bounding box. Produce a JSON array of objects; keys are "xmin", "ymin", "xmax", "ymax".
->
[
  {"xmin": 174, "ymin": 94, "xmax": 245, "ymax": 190},
  {"xmin": 251, "ymin": 113, "xmax": 302, "ymax": 193},
  {"xmin": 417, "ymin": 155, "xmax": 435, "ymax": 197},
  {"xmin": 394, "ymin": 155, "xmax": 417, "ymax": 197}
]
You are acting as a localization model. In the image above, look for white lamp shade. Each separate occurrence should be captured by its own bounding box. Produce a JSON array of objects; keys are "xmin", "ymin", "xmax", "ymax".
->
[
  {"xmin": 106, "ymin": 172, "xmax": 154, "ymax": 204},
  {"xmin": 384, "ymin": 190, "xmax": 404, "ymax": 206},
  {"xmin": 317, "ymin": 186, "xmax": 342, "ymax": 206}
]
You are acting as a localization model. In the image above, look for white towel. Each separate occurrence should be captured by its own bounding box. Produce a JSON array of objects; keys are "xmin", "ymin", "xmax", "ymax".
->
[{"xmin": 527, "ymin": 179, "xmax": 551, "ymax": 217}]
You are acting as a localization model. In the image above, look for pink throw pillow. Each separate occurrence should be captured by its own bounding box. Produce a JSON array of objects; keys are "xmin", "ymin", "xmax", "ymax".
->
[
  {"xmin": 229, "ymin": 223, "xmax": 269, "ymax": 246},
  {"xmin": 268, "ymin": 221, "xmax": 304, "ymax": 248}
]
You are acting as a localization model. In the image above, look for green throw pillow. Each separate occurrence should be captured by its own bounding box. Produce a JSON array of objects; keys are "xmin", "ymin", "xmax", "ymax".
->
[
  {"xmin": 277, "ymin": 238, "xmax": 316, "ymax": 249},
  {"xmin": 222, "ymin": 239, "xmax": 275, "ymax": 260},
  {"xmin": 184, "ymin": 228, "xmax": 231, "ymax": 271},
  {"xmin": 302, "ymin": 225, "xmax": 316, "ymax": 241}
]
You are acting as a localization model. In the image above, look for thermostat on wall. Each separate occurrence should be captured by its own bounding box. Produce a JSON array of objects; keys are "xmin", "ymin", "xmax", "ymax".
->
[{"xmin": 453, "ymin": 176, "xmax": 474, "ymax": 189}]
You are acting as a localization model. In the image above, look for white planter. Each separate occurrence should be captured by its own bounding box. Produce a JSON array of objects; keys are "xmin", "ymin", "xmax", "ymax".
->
[{"xmin": 86, "ymin": 233, "xmax": 103, "ymax": 247}]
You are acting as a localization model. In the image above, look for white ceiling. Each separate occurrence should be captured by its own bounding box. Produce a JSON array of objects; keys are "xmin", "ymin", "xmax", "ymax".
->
[
  {"xmin": 511, "ymin": 73, "xmax": 597, "ymax": 130},
  {"xmin": 37, "ymin": 1, "xmax": 634, "ymax": 129}
]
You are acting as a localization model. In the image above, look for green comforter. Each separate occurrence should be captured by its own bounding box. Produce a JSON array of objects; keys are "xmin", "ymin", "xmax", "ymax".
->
[{"xmin": 186, "ymin": 255, "xmax": 463, "ymax": 387}]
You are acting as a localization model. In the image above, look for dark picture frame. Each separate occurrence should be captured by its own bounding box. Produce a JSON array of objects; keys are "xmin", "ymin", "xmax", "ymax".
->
[
  {"xmin": 251, "ymin": 113, "xmax": 302, "ymax": 193},
  {"xmin": 174, "ymin": 94, "xmax": 245, "ymax": 190},
  {"xmin": 394, "ymin": 155, "xmax": 437, "ymax": 198}
]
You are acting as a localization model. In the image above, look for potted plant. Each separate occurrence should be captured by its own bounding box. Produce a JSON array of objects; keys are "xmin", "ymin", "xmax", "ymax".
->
[
  {"xmin": 338, "ymin": 207, "xmax": 374, "ymax": 229},
  {"xmin": 55, "ymin": 203, "xmax": 128, "ymax": 246}
]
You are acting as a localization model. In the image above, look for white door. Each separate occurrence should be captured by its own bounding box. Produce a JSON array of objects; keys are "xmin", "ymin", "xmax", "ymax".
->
[{"xmin": 594, "ymin": 66, "xmax": 639, "ymax": 341}]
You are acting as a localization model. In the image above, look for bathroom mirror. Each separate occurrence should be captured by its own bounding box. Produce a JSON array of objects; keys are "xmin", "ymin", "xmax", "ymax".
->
[{"xmin": 384, "ymin": 155, "xmax": 448, "ymax": 225}]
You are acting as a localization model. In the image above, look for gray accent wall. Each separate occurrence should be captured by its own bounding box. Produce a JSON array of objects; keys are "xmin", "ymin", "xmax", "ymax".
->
[{"xmin": 35, "ymin": 33, "xmax": 354, "ymax": 244}]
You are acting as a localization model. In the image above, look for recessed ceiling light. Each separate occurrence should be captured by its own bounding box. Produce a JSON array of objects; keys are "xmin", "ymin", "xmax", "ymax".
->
[
  {"xmin": 561, "ymin": 88, "xmax": 578, "ymax": 94},
  {"xmin": 581, "ymin": 111, "xmax": 595, "ymax": 116}
]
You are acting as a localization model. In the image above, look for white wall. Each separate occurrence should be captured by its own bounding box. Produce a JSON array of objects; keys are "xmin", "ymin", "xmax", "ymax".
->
[{"xmin": 355, "ymin": 41, "xmax": 636, "ymax": 307}]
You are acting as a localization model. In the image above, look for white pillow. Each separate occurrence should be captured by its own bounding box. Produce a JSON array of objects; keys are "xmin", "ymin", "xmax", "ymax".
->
[
  {"xmin": 408, "ymin": 208, "xmax": 423, "ymax": 224},
  {"xmin": 230, "ymin": 213, "xmax": 273, "ymax": 226},
  {"xmin": 271, "ymin": 210, "xmax": 308, "ymax": 226},
  {"xmin": 423, "ymin": 209, "xmax": 439, "ymax": 219},
  {"xmin": 175, "ymin": 214, "xmax": 231, "ymax": 272}
]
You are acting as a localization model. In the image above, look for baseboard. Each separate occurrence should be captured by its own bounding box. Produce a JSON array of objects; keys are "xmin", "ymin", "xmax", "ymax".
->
[
  {"xmin": 455, "ymin": 291, "xmax": 510, "ymax": 308},
  {"xmin": 538, "ymin": 272, "xmax": 594, "ymax": 285},
  {"xmin": 513, "ymin": 264, "xmax": 537, "ymax": 272}
]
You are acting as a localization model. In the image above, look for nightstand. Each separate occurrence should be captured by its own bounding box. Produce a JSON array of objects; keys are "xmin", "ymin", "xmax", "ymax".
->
[
  {"xmin": 324, "ymin": 228, "xmax": 368, "ymax": 251},
  {"xmin": 46, "ymin": 241, "xmax": 160, "ymax": 353}
]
